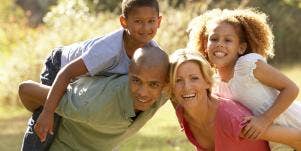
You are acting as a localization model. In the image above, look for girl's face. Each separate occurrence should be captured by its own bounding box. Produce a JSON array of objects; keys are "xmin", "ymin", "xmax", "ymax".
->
[
  {"xmin": 205, "ymin": 22, "xmax": 246, "ymax": 69},
  {"xmin": 173, "ymin": 61, "xmax": 210, "ymax": 105}
]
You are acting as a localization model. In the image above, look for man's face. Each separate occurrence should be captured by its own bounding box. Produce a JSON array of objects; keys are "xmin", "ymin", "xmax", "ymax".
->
[
  {"xmin": 120, "ymin": 6, "xmax": 162, "ymax": 45},
  {"xmin": 128, "ymin": 64, "xmax": 166, "ymax": 111}
]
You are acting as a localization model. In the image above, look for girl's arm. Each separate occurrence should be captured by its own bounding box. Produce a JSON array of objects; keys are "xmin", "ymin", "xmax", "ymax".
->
[
  {"xmin": 242, "ymin": 60, "xmax": 299, "ymax": 139},
  {"xmin": 245, "ymin": 125, "xmax": 301, "ymax": 150}
]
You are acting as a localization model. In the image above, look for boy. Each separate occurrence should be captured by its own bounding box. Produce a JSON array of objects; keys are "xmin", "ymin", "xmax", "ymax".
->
[
  {"xmin": 19, "ymin": 47, "xmax": 170, "ymax": 150},
  {"xmin": 21, "ymin": 0, "xmax": 162, "ymax": 150}
]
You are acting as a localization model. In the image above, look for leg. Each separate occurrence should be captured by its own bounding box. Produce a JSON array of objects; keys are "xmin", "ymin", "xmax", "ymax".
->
[
  {"xmin": 19, "ymin": 80, "xmax": 49, "ymax": 112},
  {"xmin": 21, "ymin": 48, "xmax": 62, "ymax": 151}
]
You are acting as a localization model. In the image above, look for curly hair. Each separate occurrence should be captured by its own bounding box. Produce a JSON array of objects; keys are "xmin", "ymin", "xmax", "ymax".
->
[{"xmin": 187, "ymin": 8, "xmax": 274, "ymax": 59}]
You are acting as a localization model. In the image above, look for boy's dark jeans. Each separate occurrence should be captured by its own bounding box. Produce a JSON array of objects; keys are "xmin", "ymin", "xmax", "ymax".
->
[{"xmin": 21, "ymin": 48, "xmax": 62, "ymax": 151}]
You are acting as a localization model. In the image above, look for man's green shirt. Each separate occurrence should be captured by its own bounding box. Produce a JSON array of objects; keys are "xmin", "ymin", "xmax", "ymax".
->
[{"xmin": 49, "ymin": 75, "xmax": 168, "ymax": 151}]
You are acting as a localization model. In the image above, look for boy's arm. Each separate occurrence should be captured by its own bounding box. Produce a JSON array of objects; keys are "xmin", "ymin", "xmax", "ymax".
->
[
  {"xmin": 242, "ymin": 60, "xmax": 299, "ymax": 139},
  {"xmin": 35, "ymin": 57, "xmax": 88, "ymax": 142}
]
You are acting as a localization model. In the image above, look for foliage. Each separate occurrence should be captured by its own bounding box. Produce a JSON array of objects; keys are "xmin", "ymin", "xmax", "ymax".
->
[
  {"xmin": 1, "ymin": 0, "xmax": 301, "ymax": 107},
  {"xmin": 0, "ymin": 0, "xmax": 119, "ymax": 106}
]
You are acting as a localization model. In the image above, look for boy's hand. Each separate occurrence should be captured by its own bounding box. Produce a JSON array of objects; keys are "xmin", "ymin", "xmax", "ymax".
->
[
  {"xmin": 34, "ymin": 110, "xmax": 54, "ymax": 142},
  {"xmin": 242, "ymin": 116, "xmax": 273, "ymax": 140}
]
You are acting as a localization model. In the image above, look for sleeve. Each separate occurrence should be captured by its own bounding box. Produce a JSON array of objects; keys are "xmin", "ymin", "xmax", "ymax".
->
[
  {"xmin": 55, "ymin": 77, "xmax": 106, "ymax": 123},
  {"xmin": 217, "ymin": 101, "xmax": 252, "ymax": 141},
  {"xmin": 234, "ymin": 53, "xmax": 266, "ymax": 82},
  {"xmin": 81, "ymin": 38, "xmax": 119, "ymax": 76},
  {"xmin": 55, "ymin": 93, "xmax": 89, "ymax": 123}
]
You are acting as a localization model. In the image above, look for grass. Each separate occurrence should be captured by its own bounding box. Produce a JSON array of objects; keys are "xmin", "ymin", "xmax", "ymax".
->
[
  {"xmin": 0, "ymin": 106, "xmax": 30, "ymax": 150},
  {"xmin": 0, "ymin": 102, "xmax": 193, "ymax": 151},
  {"xmin": 0, "ymin": 65, "xmax": 300, "ymax": 151}
]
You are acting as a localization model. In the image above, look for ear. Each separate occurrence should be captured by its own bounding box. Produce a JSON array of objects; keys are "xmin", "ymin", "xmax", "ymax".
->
[
  {"xmin": 157, "ymin": 16, "xmax": 162, "ymax": 28},
  {"xmin": 204, "ymin": 81, "xmax": 211, "ymax": 90},
  {"xmin": 120, "ymin": 15, "xmax": 127, "ymax": 28},
  {"xmin": 203, "ymin": 38, "xmax": 208, "ymax": 54},
  {"xmin": 239, "ymin": 42, "xmax": 247, "ymax": 55}
]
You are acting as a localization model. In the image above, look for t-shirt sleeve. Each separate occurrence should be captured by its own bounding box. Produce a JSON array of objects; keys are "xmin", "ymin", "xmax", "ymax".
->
[
  {"xmin": 81, "ymin": 38, "xmax": 119, "ymax": 76},
  {"xmin": 234, "ymin": 53, "xmax": 266, "ymax": 82},
  {"xmin": 217, "ymin": 101, "xmax": 252, "ymax": 141},
  {"xmin": 55, "ymin": 93, "xmax": 89, "ymax": 123}
]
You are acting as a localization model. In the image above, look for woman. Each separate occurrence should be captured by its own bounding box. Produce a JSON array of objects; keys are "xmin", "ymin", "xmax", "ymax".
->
[{"xmin": 169, "ymin": 49, "xmax": 301, "ymax": 151}]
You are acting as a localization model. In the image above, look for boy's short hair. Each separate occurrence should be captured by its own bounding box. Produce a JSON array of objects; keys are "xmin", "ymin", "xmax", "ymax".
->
[{"xmin": 122, "ymin": 0, "xmax": 159, "ymax": 18}]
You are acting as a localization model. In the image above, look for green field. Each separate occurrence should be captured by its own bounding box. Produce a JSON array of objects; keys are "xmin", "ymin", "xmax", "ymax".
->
[{"xmin": 1, "ymin": 65, "xmax": 301, "ymax": 151}]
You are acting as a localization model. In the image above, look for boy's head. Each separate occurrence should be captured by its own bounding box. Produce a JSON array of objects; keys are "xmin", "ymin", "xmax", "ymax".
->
[
  {"xmin": 120, "ymin": 0, "xmax": 162, "ymax": 46},
  {"xmin": 128, "ymin": 46, "xmax": 169, "ymax": 111},
  {"xmin": 122, "ymin": 0, "xmax": 159, "ymax": 18}
]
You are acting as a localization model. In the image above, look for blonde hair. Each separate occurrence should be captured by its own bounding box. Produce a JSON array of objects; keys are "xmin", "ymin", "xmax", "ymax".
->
[
  {"xmin": 169, "ymin": 49, "xmax": 214, "ymax": 103},
  {"xmin": 187, "ymin": 8, "xmax": 274, "ymax": 59}
]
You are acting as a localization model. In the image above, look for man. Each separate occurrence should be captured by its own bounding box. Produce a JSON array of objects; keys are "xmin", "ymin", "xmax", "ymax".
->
[{"xmin": 18, "ymin": 47, "xmax": 170, "ymax": 150}]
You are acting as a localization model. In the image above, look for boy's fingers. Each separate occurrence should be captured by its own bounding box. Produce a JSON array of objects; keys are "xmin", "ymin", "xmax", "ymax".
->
[{"xmin": 49, "ymin": 124, "xmax": 54, "ymax": 135}]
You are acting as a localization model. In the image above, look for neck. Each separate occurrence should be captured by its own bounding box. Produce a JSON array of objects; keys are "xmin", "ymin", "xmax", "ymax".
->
[
  {"xmin": 216, "ymin": 65, "xmax": 235, "ymax": 82},
  {"xmin": 123, "ymin": 31, "xmax": 145, "ymax": 59},
  {"xmin": 184, "ymin": 96, "xmax": 218, "ymax": 128}
]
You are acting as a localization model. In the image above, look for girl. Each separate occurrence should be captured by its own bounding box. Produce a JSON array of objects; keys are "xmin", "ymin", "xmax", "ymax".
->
[
  {"xmin": 187, "ymin": 8, "xmax": 301, "ymax": 150},
  {"xmin": 169, "ymin": 49, "xmax": 301, "ymax": 151}
]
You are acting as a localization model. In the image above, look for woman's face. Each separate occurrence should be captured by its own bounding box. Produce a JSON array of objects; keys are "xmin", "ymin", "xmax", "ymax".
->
[{"xmin": 173, "ymin": 61, "xmax": 210, "ymax": 105}]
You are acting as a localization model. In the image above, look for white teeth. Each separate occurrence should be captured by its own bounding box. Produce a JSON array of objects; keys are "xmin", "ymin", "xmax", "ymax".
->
[
  {"xmin": 214, "ymin": 51, "xmax": 226, "ymax": 57},
  {"xmin": 182, "ymin": 94, "xmax": 196, "ymax": 98},
  {"xmin": 137, "ymin": 99, "xmax": 147, "ymax": 103}
]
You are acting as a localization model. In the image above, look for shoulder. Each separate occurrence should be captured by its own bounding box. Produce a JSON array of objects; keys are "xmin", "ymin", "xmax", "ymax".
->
[
  {"xmin": 217, "ymin": 99, "xmax": 252, "ymax": 121},
  {"xmin": 234, "ymin": 53, "xmax": 266, "ymax": 77},
  {"xmin": 216, "ymin": 99, "xmax": 252, "ymax": 136},
  {"xmin": 85, "ymin": 28, "xmax": 124, "ymax": 53},
  {"xmin": 236, "ymin": 53, "xmax": 266, "ymax": 65}
]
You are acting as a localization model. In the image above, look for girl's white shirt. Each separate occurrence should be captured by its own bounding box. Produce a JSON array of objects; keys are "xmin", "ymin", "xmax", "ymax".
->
[{"xmin": 214, "ymin": 53, "xmax": 301, "ymax": 128}]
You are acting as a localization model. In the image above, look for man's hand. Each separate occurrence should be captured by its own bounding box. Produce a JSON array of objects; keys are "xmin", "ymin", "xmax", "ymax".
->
[
  {"xmin": 242, "ymin": 115, "xmax": 273, "ymax": 140},
  {"xmin": 34, "ymin": 110, "xmax": 54, "ymax": 142}
]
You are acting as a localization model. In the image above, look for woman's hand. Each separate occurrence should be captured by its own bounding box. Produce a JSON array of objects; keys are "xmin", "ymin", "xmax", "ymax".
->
[
  {"xmin": 34, "ymin": 110, "xmax": 54, "ymax": 142},
  {"xmin": 242, "ymin": 115, "xmax": 273, "ymax": 140}
]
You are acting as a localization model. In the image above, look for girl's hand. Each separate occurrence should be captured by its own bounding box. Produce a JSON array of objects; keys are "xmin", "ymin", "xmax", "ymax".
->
[
  {"xmin": 34, "ymin": 110, "xmax": 54, "ymax": 142},
  {"xmin": 242, "ymin": 115, "xmax": 273, "ymax": 140}
]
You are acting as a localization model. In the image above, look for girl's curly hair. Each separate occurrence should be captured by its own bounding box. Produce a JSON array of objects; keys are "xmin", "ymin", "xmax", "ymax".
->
[{"xmin": 187, "ymin": 8, "xmax": 274, "ymax": 59}]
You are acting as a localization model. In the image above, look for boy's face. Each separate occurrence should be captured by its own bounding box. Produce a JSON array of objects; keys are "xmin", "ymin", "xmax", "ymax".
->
[
  {"xmin": 120, "ymin": 6, "xmax": 162, "ymax": 45},
  {"xmin": 128, "ymin": 64, "xmax": 167, "ymax": 111}
]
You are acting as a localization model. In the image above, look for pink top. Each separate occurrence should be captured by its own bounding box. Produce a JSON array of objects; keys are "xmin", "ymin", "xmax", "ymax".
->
[{"xmin": 176, "ymin": 98, "xmax": 270, "ymax": 151}]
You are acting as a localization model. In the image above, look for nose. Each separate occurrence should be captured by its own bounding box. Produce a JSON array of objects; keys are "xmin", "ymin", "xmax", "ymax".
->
[
  {"xmin": 183, "ymin": 80, "xmax": 192, "ymax": 91},
  {"xmin": 217, "ymin": 41, "xmax": 224, "ymax": 47},
  {"xmin": 136, "ymin": 85, "xmax": 148, "ymax": 98},
  {"xmin": 141, "ymin": 22, "xmax": 153, "ymax": 32}
]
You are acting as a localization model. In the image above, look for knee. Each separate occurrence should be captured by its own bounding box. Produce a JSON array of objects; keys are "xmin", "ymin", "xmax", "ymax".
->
[{"xmin": 18, "ymin": 80, "xmax": 35, "ymax": 97}]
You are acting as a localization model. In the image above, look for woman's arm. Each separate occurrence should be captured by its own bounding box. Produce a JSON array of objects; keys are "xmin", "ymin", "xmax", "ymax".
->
[{"xmin": 243, "ymin": 60, "xmax": 299, "ymax": 139}]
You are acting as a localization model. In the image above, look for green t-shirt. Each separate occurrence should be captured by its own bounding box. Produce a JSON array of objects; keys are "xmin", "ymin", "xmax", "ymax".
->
[{"xmin": 50, "ymin": 75, "xmax": 168, "ymax": 151}]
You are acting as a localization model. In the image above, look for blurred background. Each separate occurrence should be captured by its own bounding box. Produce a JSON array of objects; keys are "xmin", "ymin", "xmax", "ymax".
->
[{"xmin": 0, "ymin": 0, "xmax": 301, "ymax": 150}]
